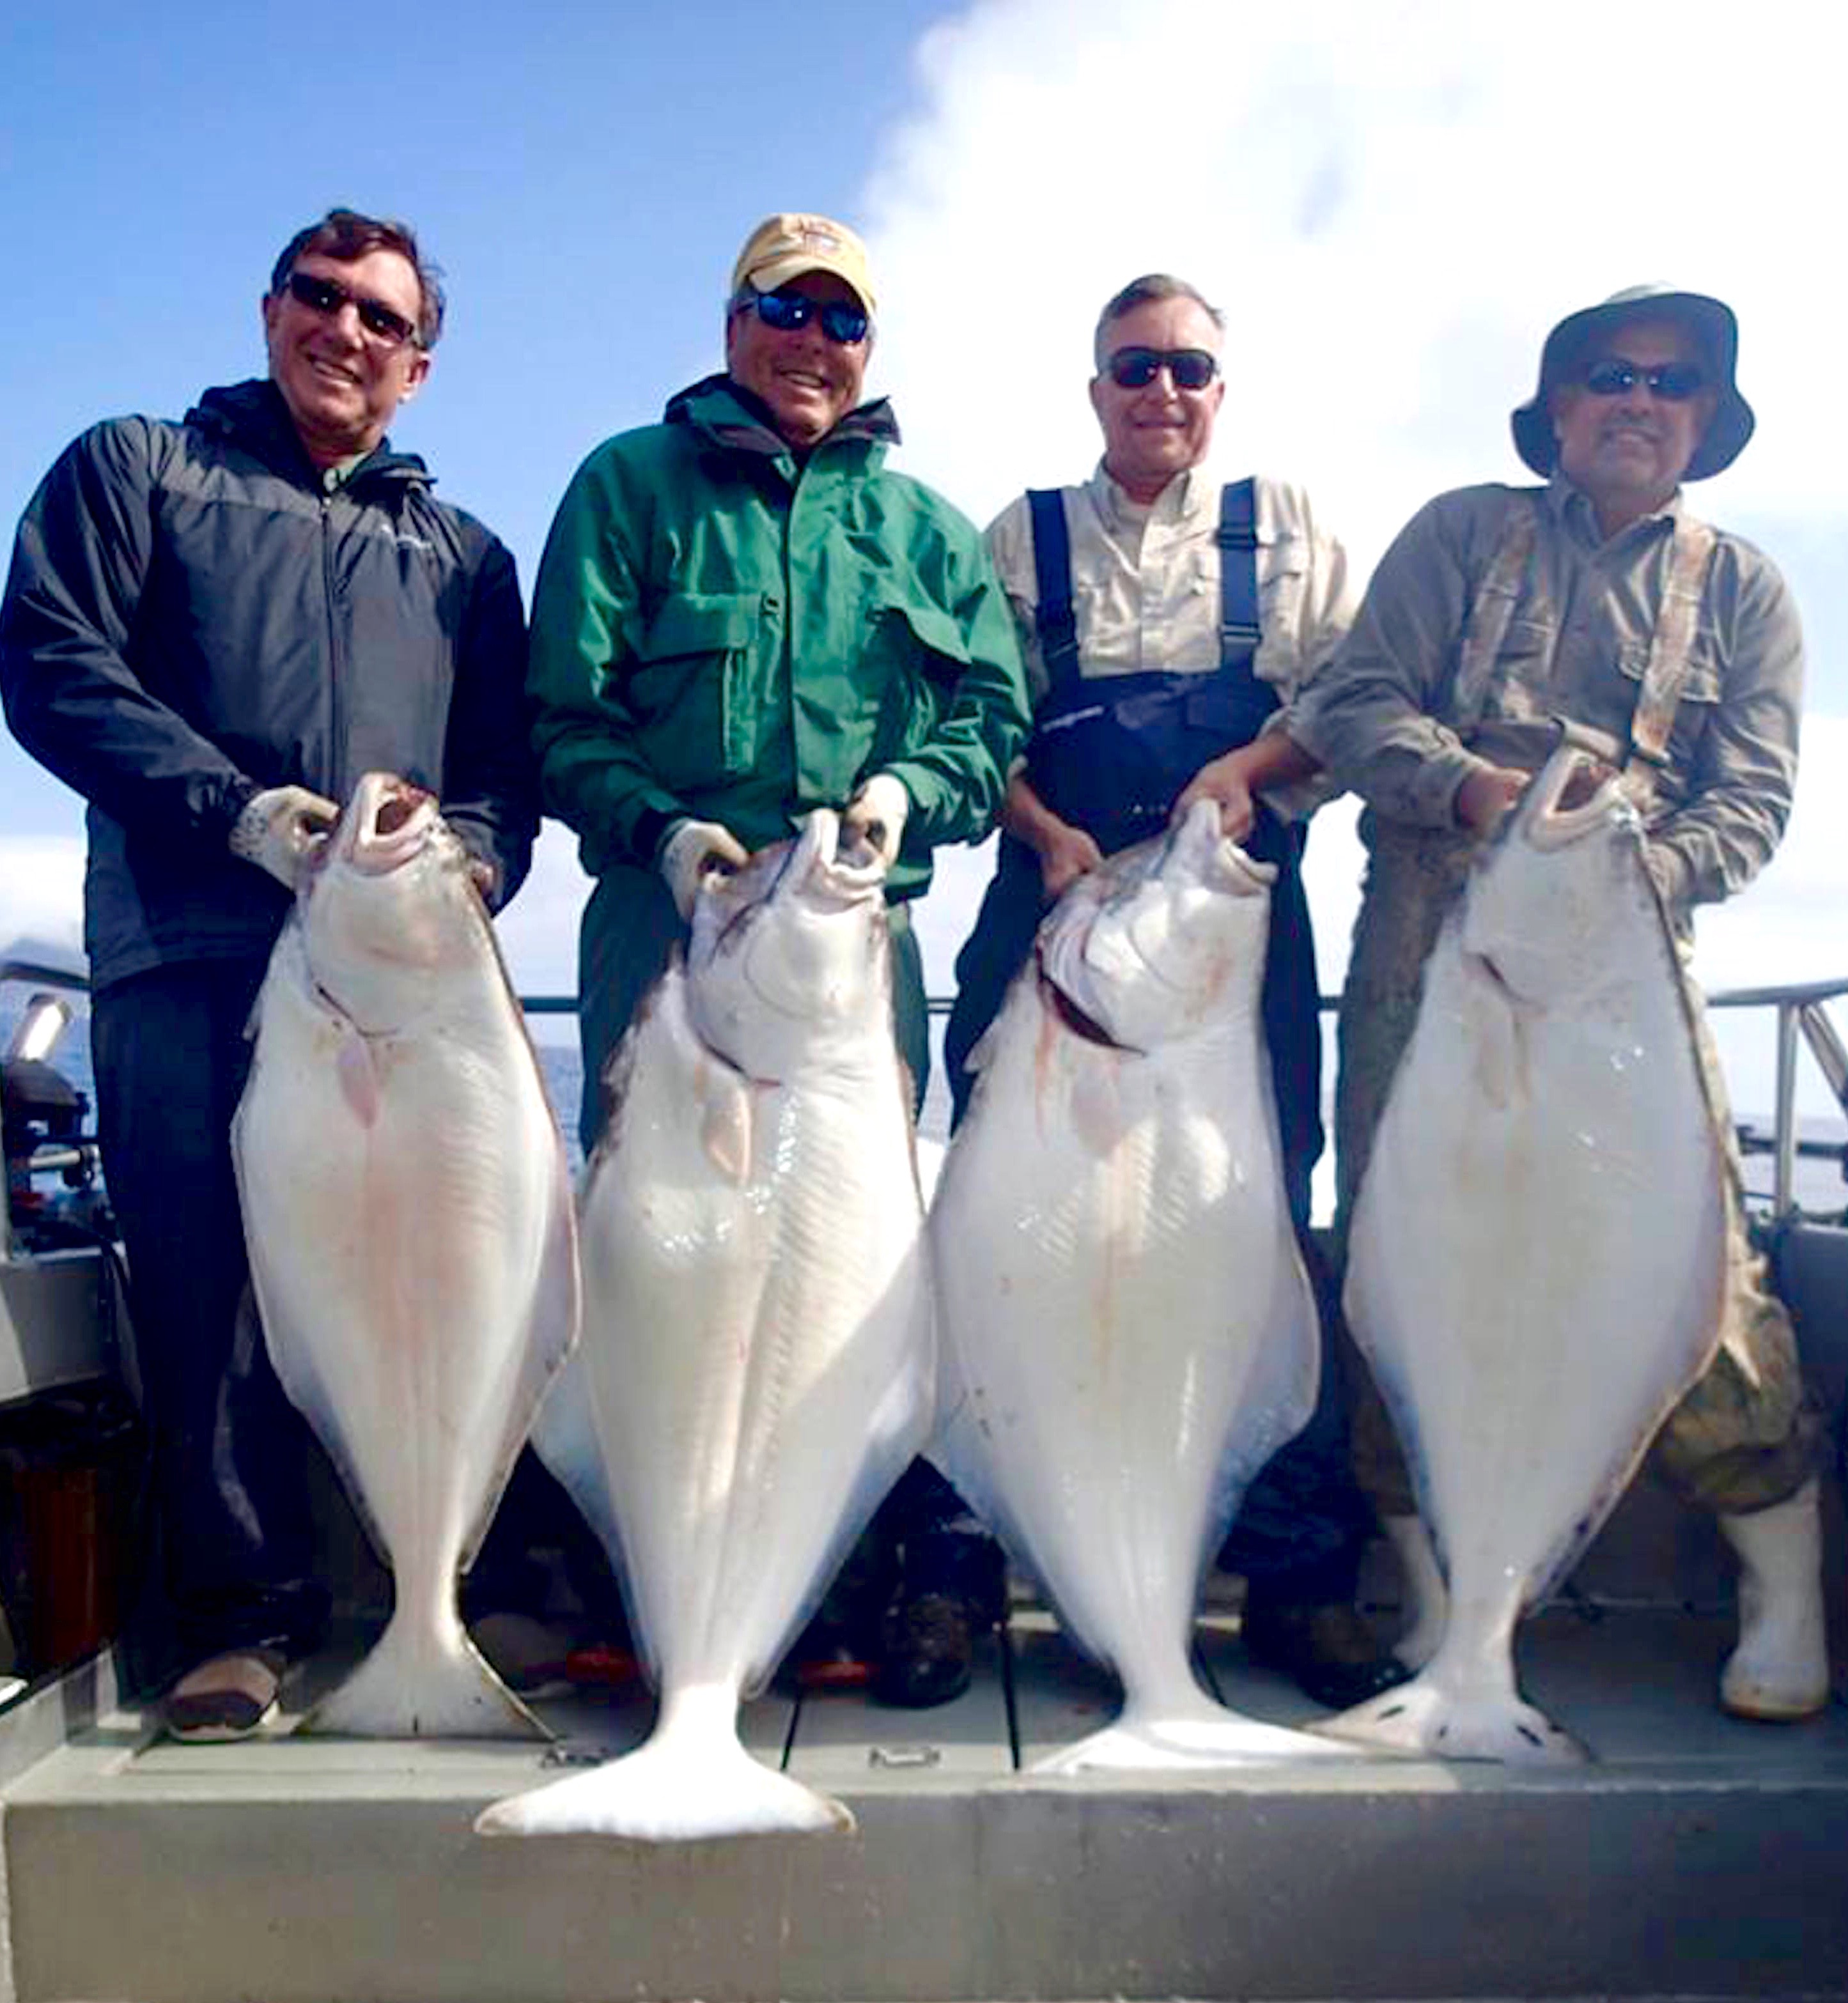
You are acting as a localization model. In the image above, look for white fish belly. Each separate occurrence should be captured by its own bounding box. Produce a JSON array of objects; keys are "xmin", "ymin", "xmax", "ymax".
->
[
  {"xmin": 1347, "ymin": 940, "xmax": 1728, "ymax": 1604},
  {"xmin": 578, "ymin": 970, "xmax": 931, "ymax": 1694},
  {"xmin": 933, "ymin": 980, "xmax": 1316, "ymax": 1683},
  {"xmin": 236, "ymin": 929, "xmax": 576, "ymax": 1612}
]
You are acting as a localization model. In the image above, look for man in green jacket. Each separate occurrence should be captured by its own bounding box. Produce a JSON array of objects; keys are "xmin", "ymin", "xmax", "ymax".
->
[
  {"xmin": 526, "ymin": 215, "xmax": 1030, "ymax": 1706},
  {"xmin": 528, "ymin": 212, "xmax": 1030, "ymax": 1144}
]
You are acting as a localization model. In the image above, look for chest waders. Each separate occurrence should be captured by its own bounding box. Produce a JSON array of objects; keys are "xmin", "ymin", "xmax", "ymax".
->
[
  {"xmin": 1022, "ymin": 480, "xmax": 1278, "ymax": 852},
  {"xmin": 943, "ymin": 481, "xmax": 1323, "ymax": 1233}
]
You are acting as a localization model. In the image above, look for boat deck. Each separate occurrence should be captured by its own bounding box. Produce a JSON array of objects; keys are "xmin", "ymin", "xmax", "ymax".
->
[{"xmin": 3, "ymin": 1580, "xmax": 1845, "ymax": 2003}]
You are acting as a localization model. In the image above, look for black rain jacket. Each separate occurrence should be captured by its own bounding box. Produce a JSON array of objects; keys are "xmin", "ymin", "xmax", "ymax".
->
[{"xmin": 0, "ymin": 378, "xmax": 537, "ymax": 991}]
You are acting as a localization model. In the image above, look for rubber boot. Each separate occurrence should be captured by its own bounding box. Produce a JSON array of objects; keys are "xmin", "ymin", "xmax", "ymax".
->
[
  {"xmin": 1383, "ymin": 1513, "xmax": 1448, "ymax": 1672},
  {"xmin": 1717, "ymin": 1479, "xmax": 1830, "ymax": 1722}
]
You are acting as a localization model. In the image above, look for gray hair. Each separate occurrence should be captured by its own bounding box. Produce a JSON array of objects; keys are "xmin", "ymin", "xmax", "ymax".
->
[{"xmin": 1093, "ymin": 274, "xmax": 1224, "ymax": 371}]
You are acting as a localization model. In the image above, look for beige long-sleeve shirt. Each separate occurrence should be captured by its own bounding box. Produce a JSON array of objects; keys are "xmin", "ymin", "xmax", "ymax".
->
[
  {"xmin": 984, "ymin": 461, "xmax": 1356, "ymax": 708},
  {"xmin": 1291, "ymin": 476, "xmax": 1803, "ymax": 912}
]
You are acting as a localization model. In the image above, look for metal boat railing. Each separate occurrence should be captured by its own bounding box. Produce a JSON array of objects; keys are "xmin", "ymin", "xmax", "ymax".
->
[
  {"xmin": 1709, "ymin": 975, "xmax": 1848, "ymax": 1217},
  {"xmin": 0, "ymin": 957, "xmax": 106, "ymax": 1267},
  {"xmin": 4, "ymin": 959, "xmax": 1846, "ymax": 1252}
]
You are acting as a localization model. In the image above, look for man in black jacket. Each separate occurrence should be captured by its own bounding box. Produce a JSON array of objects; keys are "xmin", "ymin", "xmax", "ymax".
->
[{"xmin": 0, "ymin": 208, "xmax": 536, "ymax": 1738}]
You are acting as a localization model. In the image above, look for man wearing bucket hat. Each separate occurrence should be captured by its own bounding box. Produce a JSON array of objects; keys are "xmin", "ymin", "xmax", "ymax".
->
[
  {"xmin": 525, "ymin": 213, "xmax": 1029, "ymax": 1703},
  {"xmin": 1290, "ymin": 283, "xmax": 1829, "ymax": 1721}
]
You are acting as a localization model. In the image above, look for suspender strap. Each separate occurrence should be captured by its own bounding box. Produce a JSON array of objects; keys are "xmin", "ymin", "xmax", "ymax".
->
[
  {"xmin": 1027, "ymin": 488, "xmax": 1080, "ymax": 695},
  {"xmin": 1454, "ymin": 493, "xmax": 1537, "ymax": 729},
  {"xmin": 1457, "ymin": 493, "xmax": 1718, "ymax": 791},
  {"xmin": 1629, "ymin": 517, "xmax": 1718, "ymax": 768},
  {"xmin": 1216, "ymin": 477, "xmax": 1261, "ymax": 669},
  {"xmin": 1031, "ymin": 477, "xmax": 1266, "ymax": 688}
]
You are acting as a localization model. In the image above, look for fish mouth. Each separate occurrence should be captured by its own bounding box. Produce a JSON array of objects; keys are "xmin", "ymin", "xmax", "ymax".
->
[
  {"xmin": 334, "ymin": 772, "xmax": 440, "ymax": 875},
  {"xmin": 708, "ymin": 810, "xmax": 880, "ymax": 951},
  {"xmin": 1510, "ymin": 746, "xmax": 1631, "ymax": 853},
  {"xmin": 1036, "ymin": 952, "xmax": 1139, "ymax": 1051},
  {"xmin": 1033, "ymin": 801, "xmax": 1271, "ymax": 1045},
  {"xmin": 782, "ymin": 808, "xmax": 887, "ymax": 909},
  {"xmin": 1163, "ymin": 799, "xmax": 1276, "ymax": 895}
]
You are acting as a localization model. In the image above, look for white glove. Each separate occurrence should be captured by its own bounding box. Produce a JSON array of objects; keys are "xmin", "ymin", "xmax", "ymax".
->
[
  {"xmin": 842, "ymin": 772, "xmax": 909, "ymax": 868},
  {"xmin": 660, "ymin": 817, "xmax": 749, "ymax": 919},
  {"xmin": 228, "ymin": 784, "xmax": 339, "ymax": 890}
]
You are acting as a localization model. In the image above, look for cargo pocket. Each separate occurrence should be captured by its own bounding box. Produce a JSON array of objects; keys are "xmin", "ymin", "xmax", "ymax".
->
[
  {"xmin": 626, "ymin": 592, "xmax": 764, "ymax": 788},
  {"xmin": 1255, "ymin": 536, "xmax": 1308, "ymax": 662},
  {"xmin": 867, "ymin": 601, "xmax": 975, "ymax": 762},
  {"xmin": 1470, "ymin": 614, "xmax": 1560, "ymax": 727}
]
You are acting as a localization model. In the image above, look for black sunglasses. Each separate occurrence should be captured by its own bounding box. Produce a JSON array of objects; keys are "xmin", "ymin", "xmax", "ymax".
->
[
  {"xmin": 1581, "ymin": 356, "xmax": 1706, "ymax": 402},
  {"xmin": 735, "ymin": 285, "xmax": 869, "ymax": 347},
  {"xmin": 284, "ymin": 271, "xmax": 421, "ymax": 349},
  {"xmin": 1104, "ymin": 346, "xmax": 1219, "ymax": 392}
]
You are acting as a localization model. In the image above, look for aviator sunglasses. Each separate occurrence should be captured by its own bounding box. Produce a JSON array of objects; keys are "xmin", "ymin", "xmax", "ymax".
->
[
  {"xmin": 285, "ymin": 271, "xmax": 421, "ymax": 349},
  {"xmin": 1581, "ymin": 356, "xmax": 1706, "ymax": 401},
  {"xmin": 1105, "ymin": 346, "xmax": 1220, "ymax": 391},
  {"xmin": 735, "ymin": 285, "xmax": 870, "ymax": 347}
]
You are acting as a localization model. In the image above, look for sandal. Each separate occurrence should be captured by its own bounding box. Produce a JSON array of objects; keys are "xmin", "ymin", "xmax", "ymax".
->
[{"xmin": 162, "ymin": 1648, "xmax": 286, "ymax": 1743}]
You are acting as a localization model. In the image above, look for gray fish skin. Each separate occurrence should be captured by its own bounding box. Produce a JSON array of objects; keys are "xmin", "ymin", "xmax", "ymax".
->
[
  {"xmin": 233, "ymin": 773, "xmax": 578, "ymax": 1739},
  {"xmin": 930, "ymin": 801, "xmax": 1344, "ymax": 1772},
  {"xmin": 1323, "ymin": 748, "xmax": 1728, "ymax": 1764},
  {"xmin": 481, "ymin": 809, "xmax": 933, "ymax": 1840}
]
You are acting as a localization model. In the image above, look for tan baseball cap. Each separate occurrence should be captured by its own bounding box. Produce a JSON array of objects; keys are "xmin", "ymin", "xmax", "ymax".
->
[{"xmin": 729, "ymin": 213, "xmax": 878, "ymax": 316}]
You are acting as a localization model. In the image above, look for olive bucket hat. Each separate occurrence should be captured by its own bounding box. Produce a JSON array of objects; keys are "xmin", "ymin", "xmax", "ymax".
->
[{"xmin": 1510, "ymin": 284, "xmax": 1755, "ymax": 481}]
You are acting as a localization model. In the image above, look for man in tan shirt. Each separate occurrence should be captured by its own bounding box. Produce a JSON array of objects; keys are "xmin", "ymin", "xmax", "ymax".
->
[
  {"xmin": 1293, "ymin": 284, "xmax": 1828, "ymax": 1721},
  {"xmin": 942, "ymin": 273, "xmax": 1402, "ymax": 1710}
]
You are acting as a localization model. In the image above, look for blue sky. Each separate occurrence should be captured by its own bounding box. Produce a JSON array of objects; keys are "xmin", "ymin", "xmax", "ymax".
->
[{"xmin": 3, "ymin": 0, "xmax": 1841, "ymax": 1115}]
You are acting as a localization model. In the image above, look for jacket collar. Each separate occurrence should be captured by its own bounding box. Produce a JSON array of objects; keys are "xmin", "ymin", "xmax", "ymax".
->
[
  {"xmin": 662, "ymin": 372, "xmax": 901, "ymax": 461},
  {"xmin": 186, "ymin": 379, "xmax": 432, "ymax": 493}
]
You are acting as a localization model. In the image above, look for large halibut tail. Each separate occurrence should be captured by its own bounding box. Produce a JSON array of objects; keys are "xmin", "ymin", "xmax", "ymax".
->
[
  {"xmin": 1315, "ymin": 1661, "xmax": 1588, "ymax": 1766},
  {"xmin": 476, "ymin": 1685, "xmax": 851, "ymax": 1841},
  {"xmin": 305, "ymin": 1610, "xmax": 544, "ymax": 1740},
  {"xmin": 1035, "ymin": 1688, "xmax": 1356, "ymax": 1775}
]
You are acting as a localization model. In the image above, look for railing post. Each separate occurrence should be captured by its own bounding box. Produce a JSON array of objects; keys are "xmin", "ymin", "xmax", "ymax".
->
[{"xmin": 1773, "ymin": 1000, "xmax": 1799, "ymax": 1218}]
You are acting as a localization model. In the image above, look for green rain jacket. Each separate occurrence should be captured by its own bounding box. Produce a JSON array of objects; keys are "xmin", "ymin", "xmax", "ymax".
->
[{"xmin": 527, "ymin": 375, "xmax": 1030, "ymax": 901}]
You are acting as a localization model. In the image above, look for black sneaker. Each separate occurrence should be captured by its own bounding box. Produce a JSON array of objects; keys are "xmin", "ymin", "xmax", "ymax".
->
[
  {"xmin": 1239, "ymin": 1598, "xmax": 1411, "ymax": 1712},
  {"xmin": 873, "ymin": 1591, "xmax": 977, "ymax": 1708}
]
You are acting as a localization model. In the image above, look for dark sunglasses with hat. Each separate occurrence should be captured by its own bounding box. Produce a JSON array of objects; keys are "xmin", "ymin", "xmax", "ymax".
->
[{"xmin": 1510, "ymin": 284, "xmax": 1755, "ymax": 481}]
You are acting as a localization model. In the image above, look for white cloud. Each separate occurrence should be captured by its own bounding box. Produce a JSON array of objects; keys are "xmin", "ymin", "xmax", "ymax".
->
[
  {"xmin": 0, "ymin": 835, "xmax": 84, "ymax": 959},
  {"xmin": 863, "ymin": 0, "xmax": 1848, "ymax": 587}
]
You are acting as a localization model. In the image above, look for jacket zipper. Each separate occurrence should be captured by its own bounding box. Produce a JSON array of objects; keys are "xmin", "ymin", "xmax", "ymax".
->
[{"xmin": 321, "ymin": 492, "xmax": 343, "ymax": 789}]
